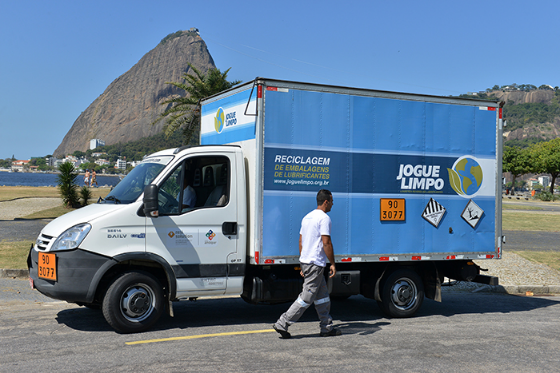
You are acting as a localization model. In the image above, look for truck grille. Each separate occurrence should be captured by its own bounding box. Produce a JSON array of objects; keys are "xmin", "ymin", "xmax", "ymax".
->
[{"xmin": 35, "ymin": 234, "xmax": 54, "ymax": 251}]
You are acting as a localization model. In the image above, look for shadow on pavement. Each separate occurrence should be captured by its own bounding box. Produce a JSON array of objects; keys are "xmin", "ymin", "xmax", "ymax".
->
[{"xmin": 54, "ymin": 292, "xmax": 560, "ymax": 333}]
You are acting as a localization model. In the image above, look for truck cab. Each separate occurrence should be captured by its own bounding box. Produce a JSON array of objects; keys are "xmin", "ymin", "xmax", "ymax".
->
[{"xmin": 29, "ymin": 145, "xmax": 247, "ymax": 333}]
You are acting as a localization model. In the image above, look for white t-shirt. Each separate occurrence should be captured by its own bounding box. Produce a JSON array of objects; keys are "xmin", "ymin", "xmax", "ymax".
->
[{"xmin": 299, "ymin": 209, "xmax": 331, "ymax": 267}]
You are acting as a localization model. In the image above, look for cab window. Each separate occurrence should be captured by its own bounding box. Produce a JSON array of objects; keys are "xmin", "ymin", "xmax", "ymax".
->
[{"xmin": 158, "ymin": 156, "xmax": 230, "ymax": 215}]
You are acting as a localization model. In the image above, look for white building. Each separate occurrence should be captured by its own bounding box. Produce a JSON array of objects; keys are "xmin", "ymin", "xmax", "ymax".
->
[
  {"xmin": 90, "ymin": 139, "xmax": 105, "ymax": 150},
  {"xmin": 116, "ymin": 159, "xmax": 127, "ymax": 170},
  {"xmin": 95, "ymin": 159, "xmax": 111, "ymax": 166},
  {"xmin": 538, "ymin": 176, "xmax": 550, "ymax": 188},
  {"xmin": 11, "ymin": 160, "xmax": 29, "ymax": 172},
  {"xmin": 62, "ymin": 156, "xmax": 86, "ymax": 168},
  {"xmin": 46, "ymin": 157, "xmax": 58, "ymax": 167}
]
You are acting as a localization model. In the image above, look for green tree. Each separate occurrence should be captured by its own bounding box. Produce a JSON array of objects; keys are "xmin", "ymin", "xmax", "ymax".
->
[
  {"xmin": 57, "ymin": 162, "xmax": 80, "ymax": 207},
  {"xmin": 79, "ymin": 186, "xmax": 92, "ymax": 207},
  {"xmin": 530, "ymin": 138, "xmax": 560, "ymax": 194},
  {"xmin": 156, "ymin": 64, "xmax": 241, "ymax": 144},
  {"xmin": 0, "ymin": 158, "xmax": 11, "ymax": 168},
  {"xmin": 503, "ymin": 146, "xmax": 531, "ymax": 195},
  {"xmin": 80, "ymin": 162, "xmax": 97, "ymax": 172}
]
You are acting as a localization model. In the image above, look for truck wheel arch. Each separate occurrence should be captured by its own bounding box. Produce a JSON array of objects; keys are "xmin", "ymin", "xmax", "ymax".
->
[
  {"xmin": 87, "ymin": 252, "xmax": 177, "ymax": 305},
  {"xmin": 377, "ymin": 267, "xmax": 425, "ymax": 318},
  {"xmin": 373, "ymin": 263, "xmax": 440, "ymax": 303}
]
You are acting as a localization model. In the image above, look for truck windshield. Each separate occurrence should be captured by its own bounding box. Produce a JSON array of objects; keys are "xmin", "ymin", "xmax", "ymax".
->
[{"xmin": 100, "ymin": 156, "xmax": 173, "ymax": 204}]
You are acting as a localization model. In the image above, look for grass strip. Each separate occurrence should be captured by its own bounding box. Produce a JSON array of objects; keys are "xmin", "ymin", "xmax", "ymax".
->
[
  {"xmin": 502, "ymin": 211, "xmax": 560, "ymax": 232},
  {"xmin": 0, "ymin": 240, "xmax": 33, "ymax": 269},
  {"xmin": 502, "ymin": 204, "xmax": 543, "ymax": 211},
  {"xmin": 512, "ymin": 250, "xmax": 560, "ymax": 272},
  {"xmin": 22, "ymin": 205, "xmax": 77, "ymax": 220},
  {"xmin": 0, "ymin": 186, "xmax": 111, "ymax": 202}
]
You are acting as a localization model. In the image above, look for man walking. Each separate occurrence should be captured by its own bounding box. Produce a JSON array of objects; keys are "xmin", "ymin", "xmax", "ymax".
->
[{"xmin": 273, "ymin": 189, "xmax": 341, "ymax": 338}]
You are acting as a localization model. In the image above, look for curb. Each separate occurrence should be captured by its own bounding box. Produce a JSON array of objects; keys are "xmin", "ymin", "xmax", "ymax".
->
[
  {"xmin": 2, "ymin": 269, "xmax": 559, "ymax": 295},
  {"xmin": 0, "ymin": 269, "xmax": 29, "ymax": 279},
  {"xmin": 474, "ymin": 284, "xmax": 560, "ymax": 295}
]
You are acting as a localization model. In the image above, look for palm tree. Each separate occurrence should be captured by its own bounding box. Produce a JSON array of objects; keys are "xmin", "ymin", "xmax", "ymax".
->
[
  {"xmin": 57, "ymin": 162, "xmax": 80, "ymax": 207},
  {"xmin": 157, "ymin": 64, "xmax": 241, "ymax": 144}
]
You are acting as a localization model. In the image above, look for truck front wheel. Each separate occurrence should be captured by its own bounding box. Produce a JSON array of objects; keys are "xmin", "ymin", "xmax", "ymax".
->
[
  {"xmin": 377, "ymin": 268, "xmax": 424, "ymax": 318},
  {"xmin": 102, "ymin": 271, "xmax": 164, "ymax": 333}
]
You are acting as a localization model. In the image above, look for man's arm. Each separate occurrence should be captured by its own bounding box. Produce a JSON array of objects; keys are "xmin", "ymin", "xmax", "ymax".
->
[
  {"xmin": 298, "ymin": 235, "xmax": 304, "ymax": 277},
  {"xmin": 321, "ymin": 235, "xmax": 336, "ymax": 278}
]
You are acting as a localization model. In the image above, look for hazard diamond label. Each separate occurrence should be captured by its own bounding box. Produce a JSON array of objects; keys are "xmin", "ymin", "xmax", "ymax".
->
[
  {"xmin": 461, "ymin": 199, "xmax": 484, "ymax": 228},
  {"xmin": 422, "ymin": 198, "xmax": 446, "ymax": 228}
]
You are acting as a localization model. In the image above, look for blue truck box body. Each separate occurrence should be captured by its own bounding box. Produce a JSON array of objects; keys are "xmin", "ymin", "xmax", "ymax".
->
[{"xmin": 201, "ymin": 79, "xmax": 502, "ymax": 264}]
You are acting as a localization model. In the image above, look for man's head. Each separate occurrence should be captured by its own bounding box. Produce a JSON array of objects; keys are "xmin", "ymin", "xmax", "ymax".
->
[{"xmin": 317, "ymin": 189, "xmax": 333, "ymax": 212}]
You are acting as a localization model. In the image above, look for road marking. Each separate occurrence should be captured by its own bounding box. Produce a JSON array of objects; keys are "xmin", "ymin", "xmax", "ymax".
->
[{"xmin": 126, "ymin": 329, "xmax": 275, "ymax": 345}]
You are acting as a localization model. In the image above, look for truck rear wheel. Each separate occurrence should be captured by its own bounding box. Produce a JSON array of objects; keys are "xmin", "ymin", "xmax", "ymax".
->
[
  {"xmin": 102, "ymin": 271, "xmax": 164, "ymax": 333},
  {"xmin": 377, "ymin": 268, "xmax": 424, "ymax": 318}
]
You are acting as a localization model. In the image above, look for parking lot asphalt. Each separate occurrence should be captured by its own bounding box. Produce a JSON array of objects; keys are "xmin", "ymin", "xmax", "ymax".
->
[{"xmin": 0, "ymin": 219, "xmax": 51, "ymax": 243}]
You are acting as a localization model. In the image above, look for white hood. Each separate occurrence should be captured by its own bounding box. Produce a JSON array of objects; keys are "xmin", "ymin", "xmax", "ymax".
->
[{"xmin": 41, "ymin": 203, "xmax": 123, "ymax": 238}]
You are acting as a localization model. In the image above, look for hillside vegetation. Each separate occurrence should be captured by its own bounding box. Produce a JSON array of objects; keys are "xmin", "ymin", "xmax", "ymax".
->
[
  {"xmin": 86, "ymin": 130, "xmax": 186, "ymax": 162},
  {"xmin": 459, "ymin": 84, "xmax": 560, "ymax": 148}
]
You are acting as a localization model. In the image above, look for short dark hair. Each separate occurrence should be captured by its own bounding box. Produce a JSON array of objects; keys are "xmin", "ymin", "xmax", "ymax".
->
[{"xmin": 316, "ymin": 189, "xmax": 332, "ymax": 206}]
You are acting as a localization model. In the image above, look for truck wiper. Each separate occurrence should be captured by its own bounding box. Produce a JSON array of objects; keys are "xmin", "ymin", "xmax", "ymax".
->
[{"xmin": 104, "ymin": 196, "xmax": 121, "ymax": 204}]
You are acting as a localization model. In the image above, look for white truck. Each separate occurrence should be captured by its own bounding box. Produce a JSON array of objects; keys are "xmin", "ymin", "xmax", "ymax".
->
[{"xmin": 29, "ymin": 78, "xmax": 503, "ymax": 333}]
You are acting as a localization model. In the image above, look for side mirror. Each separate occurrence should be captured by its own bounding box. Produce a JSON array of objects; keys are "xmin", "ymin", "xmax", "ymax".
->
[{"xmin": 143, "ymin": 184, "xmax": 159, "ymax": 218}]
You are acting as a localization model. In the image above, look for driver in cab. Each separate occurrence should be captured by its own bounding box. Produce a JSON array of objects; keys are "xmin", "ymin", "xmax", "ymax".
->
[{"xmin": 177, "ymin": 169, "xmax": 196, "ymax": 210}]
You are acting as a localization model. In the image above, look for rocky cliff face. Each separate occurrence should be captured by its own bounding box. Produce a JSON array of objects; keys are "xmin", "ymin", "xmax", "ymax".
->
[
  {"xmin": 487, "ymin": 89, "xmax": 560, "ymax": 143},
  {"xmin": 490, "ymin": 90, "xmax": 555, "ymax": 105},
  {"xmin": 53, "ymin": 31, "xmax": 215, "ymax": 157}
]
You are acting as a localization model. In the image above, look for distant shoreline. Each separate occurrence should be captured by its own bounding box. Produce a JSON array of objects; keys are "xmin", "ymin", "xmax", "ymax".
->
[{"xmin": 0, "ymin": 169, "xmax": 122, "ymax": 177}]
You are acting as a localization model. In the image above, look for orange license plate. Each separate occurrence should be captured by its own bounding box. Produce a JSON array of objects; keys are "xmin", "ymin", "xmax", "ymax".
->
[
  {"xmin": 38, "ymin": 252, "xmax": 57, "ymax": 281},
  {"xmin": 380, "ymin": 198, "xmax": 406, "ymax": 221}
]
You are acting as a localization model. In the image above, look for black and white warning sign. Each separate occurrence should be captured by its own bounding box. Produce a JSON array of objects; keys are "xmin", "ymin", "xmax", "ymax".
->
[
  {"xmin": 461, "ymin": 199, "xmax": 484, "ymax": 228},
  {"xmin": 422, "ymin": 198, "xmax": 446, "ymax": 227}
]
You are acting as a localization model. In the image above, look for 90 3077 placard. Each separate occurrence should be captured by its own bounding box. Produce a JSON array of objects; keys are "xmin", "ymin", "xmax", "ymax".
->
[{"xmin": 380, "ymin": 198, "xmax": 405, "ymax": 221}]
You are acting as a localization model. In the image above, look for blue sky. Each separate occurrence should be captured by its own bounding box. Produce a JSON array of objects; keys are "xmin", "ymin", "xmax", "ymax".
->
[{"xmin": 1, "ymin": 0, "xmax": 558, "ymax": 160}]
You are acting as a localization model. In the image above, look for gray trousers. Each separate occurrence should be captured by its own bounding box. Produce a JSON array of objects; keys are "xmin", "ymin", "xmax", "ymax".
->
[{"xmin": 275, "ymin": 263, "xmax": 333, "ymax": 333}]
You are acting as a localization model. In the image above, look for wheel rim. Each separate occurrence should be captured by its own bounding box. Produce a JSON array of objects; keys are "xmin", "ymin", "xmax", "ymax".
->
[
  {"xmin": 120, "ymin": 283, "xmax": 156, "ymax": 322},
  {"xmin": 390, "ymin": 277, "xmax": 418, "ymax": 311}
]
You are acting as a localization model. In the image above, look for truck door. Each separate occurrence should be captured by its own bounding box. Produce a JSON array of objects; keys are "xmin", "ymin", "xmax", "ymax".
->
[{"xmin": 146, "ymin": 153, "xmax": 238, "ymax": 296}]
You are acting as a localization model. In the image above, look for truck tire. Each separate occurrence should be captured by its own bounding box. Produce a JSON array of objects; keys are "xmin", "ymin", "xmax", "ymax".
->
[
  {"xmin": 102, "ymin": 271, "xmax": 164, "ymax": 333},
  {"xmin": 377, "ymin": 268, "xmax": 424, "ymax": 318}
]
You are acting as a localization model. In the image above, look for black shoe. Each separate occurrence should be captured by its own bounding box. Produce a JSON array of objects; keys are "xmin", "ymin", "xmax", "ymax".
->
[
  {"xmin": 273, "ymin": 324, "xmax": 291, "ymax": 339},
  {"xmin": 320, "ymin": 328, "xmax": 342, "ymax": 337}
]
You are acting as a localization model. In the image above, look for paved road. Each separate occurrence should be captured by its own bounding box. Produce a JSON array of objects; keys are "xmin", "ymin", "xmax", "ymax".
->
[
  {"xmin": 502, "ymin": 200, "xmax": 560, "ymax": 251},
  {"xmin": 1, "ymin": 278, "xmax": 559, "ymax": 372},
  {"xmin": 503, "ymin": 230, "xmax": 560, "ymax": 251},
  {"xmin": 503, "ymin": 199, "xmax": 560, "ymax": 213}
]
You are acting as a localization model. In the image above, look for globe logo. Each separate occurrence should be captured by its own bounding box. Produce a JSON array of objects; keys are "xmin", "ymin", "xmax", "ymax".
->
[
  {"xmin": 448, "ymin": 156, "xmax": 483, "ymax": 196},
  {"xmin": 214, "ymin": 108, "xmax": 225, "ymax": 133}
]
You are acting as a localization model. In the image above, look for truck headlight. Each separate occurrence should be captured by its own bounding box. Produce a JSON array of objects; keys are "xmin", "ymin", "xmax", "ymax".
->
[{"xmin": 50, "ymin": 223, "xmax": 91, "ymax": 251}]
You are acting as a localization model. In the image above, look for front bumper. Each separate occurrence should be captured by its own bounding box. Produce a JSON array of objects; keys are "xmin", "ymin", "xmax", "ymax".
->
[{"xmin": 28, "ymin": 247, "xmax": 114, "ymax": 303}]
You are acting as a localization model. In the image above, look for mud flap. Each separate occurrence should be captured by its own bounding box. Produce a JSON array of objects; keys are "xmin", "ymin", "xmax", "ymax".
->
[
  {"xmin": 168, "ymin": 300, "xmax": 174, "ymax": 317},
  {"xmin": 424, "ymin": 264, "xmax": 442, "ymax": 302},
  {"xmin": 374, "ymin": 265, "xmax": 388, "ymax": 302}
]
